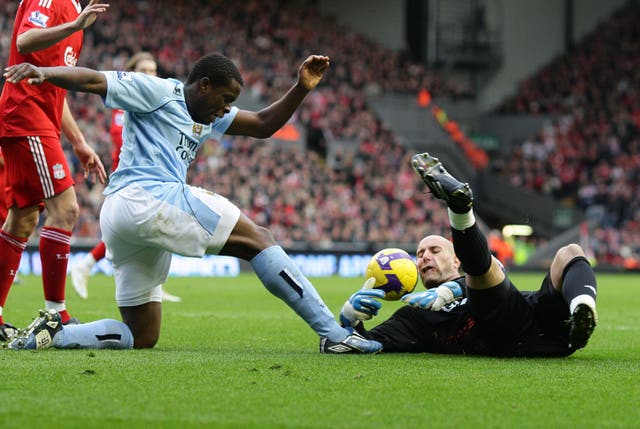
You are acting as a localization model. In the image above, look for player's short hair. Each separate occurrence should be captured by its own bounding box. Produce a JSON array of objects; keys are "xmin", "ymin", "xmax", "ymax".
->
[
  {"xmin": 187, "ymin": 53, "xmax": 243, "ymax": 87},
  {"xmin": 125, "ymin": 52, "xmax": 156, "ymax": 71}
]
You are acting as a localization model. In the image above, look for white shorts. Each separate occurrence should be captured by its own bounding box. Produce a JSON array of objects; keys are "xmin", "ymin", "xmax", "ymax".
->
[{"xmin": 100, "ymin": 183, "xmax": 241, "ymax": 307}]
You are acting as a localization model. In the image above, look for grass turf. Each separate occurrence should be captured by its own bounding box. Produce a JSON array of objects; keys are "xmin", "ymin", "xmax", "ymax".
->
[{"xmin": 1, "ymin": 272, "xmax": 638, "ymax": 428}]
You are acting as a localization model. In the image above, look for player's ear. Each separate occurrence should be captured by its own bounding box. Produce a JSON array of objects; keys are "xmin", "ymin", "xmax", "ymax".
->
[
  {"xmin": 453, "ymin": 255, "xmax": 462, "ymax": 272},
  {"xmin": 198, "ymin": 77, "xmax": 210, "ymax": 93}
]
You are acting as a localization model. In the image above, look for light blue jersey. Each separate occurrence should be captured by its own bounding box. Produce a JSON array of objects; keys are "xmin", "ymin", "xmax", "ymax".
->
[{"xmin": 101, "ymin": 71, "xmax": 238, "ymax": 194}]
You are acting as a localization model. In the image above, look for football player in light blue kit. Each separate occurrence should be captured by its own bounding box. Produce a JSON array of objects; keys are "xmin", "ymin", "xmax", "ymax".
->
[{"xmin": 3, "ymin": 53, "xmax": 381, "ymax": 354}]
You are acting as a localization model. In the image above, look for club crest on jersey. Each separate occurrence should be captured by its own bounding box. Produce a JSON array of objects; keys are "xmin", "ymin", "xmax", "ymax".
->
[
  {"xmin": 64, "ymin": 46, "xmax": 78, "ymax": 67},
  {"xmin": 52, "ymin": 163, "xmax": 66, "ymax": 180},
  {"xmin": 28, "ymin": 10, "xmax": 49, "ymax": 28},
  {"xmin": 192, "ymin": 123, "xmax": 203, "ymax": 137},
  {"xmin": 116, "ymin": 72, "xmax": 133, "ymax": 81}
]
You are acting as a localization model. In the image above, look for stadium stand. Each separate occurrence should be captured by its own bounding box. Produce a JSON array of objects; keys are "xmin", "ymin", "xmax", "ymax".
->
[
  {"xmin": 495, "ymin": 1, "xmax": 640, "ymax": 268},
  {"xmin": 2, "ymin": 0, "xmax": 461, "ymax": 252},
  {"xmin": 1, "ymin": 0, "xmax": 637, "ymax": 268}
]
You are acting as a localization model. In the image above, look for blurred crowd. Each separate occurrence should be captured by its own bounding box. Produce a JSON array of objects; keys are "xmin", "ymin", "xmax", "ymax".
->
[
  {"xmin": 496, "ymin": 2, "xmax": 640, "ymax": 267},
  {"xmin": 1, "ymin": 0, "xmax": 468, "ymax": 251},
  {"xmin": 1, "ymin": 0, "xmax": 637, "ymax": 267}
]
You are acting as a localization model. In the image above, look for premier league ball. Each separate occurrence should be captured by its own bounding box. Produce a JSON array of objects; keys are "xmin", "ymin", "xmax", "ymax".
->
[{"xmin": 365, "ymin": 248, "xmax": 418, "ymax": 300}]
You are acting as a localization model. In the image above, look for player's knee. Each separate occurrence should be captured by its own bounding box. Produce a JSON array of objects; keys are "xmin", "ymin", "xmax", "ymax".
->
[
  {"xmin": 555, "ymin": 244, "xmax": 586, "ymax": 266},
  {"xmin": 4, "ymin": 209, "xmax": 39, "ymax": 237},
  {"xmin": 255, "ymin": 225, "xmax": 276, "ymax": 247},
  {"xmin": 48, "ymin": 201, "xmax": 80, "ymax": 228},
  {"xmin": 132, "ymin": 333, "xmax": 159, "ymax": 349},
  {"xmin": 127, "ymin": 321, "xmax": 159, "ymax": 349},
  {"xmin": 550, "ymin": 244, "xmax": 586, "ymax": 291},
  {"xmin": 243, "ymin": 224, "xmax": 277, "ymax": 251}
]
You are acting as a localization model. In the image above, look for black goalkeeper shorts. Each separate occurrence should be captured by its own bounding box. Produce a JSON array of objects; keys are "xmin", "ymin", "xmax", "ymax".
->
[{"xmin": 467, "ymin": 274, "xmax": 574, "ymax": 357}]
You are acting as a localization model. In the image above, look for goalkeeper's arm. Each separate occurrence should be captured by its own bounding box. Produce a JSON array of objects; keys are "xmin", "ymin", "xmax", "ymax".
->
[{"xmin": 401, "ymin": 280, "xmax": 464, "ymax": 311}]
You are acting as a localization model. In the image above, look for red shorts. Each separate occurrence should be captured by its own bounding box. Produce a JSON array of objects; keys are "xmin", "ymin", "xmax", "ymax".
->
[{"xmin": 0, "ymin": 136, "xmax": 75, "ymax": 209}]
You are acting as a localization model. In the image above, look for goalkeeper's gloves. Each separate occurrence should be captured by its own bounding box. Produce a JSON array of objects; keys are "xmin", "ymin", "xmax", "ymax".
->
[
  {"xmin": 401, "ymin": 280, "xmax": 463, "ymax": 311},
  {"xmin": 340, "ymin": 277, "xmax": 386, "ymax": 328}
]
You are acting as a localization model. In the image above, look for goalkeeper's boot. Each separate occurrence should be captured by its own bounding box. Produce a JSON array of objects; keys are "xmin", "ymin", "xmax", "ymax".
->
[
  {"xmin": 8, "ymin": 309, "xmax": 62, "ymax": 350},
  {"xmin": 319, "ymin": 328, "xmax": 382, "ymax": 354},
  {"xmin": 0, "ymin": 322, "xmax": 19, "ymax": 343},
  {"xmin": 411, "ymin": 152, "xmax": 473, "ymax": 214},
  {"xmin": 568, "ymin": 300, "xmax": 597, "ymax": 350}
]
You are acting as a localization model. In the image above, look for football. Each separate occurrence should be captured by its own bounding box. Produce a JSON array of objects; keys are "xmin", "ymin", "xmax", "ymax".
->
[{"xmin": 365, "ymin": 248, "xmax": 418, "ymax": 300}]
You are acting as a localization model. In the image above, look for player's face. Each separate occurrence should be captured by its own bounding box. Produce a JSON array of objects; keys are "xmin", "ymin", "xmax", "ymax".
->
[
  {"xmin": 134, "ymin": 59, "xmax": 157, "ymax": 76},
  {"xmin": 416, "ymin": 235, "xmax": 460, "ymax": 288},
  {"xmin": 191, "ymin": 78, "xmax": 241, "ymax": 124}
]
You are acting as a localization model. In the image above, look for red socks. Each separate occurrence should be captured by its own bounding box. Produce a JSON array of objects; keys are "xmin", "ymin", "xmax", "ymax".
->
[
  {"xmin": 40, "ymin": 227, "xmax": 72, "ymax": 323},
  {"xmin": 90, "ymin": 241, "xmax": 106, "ymax": 261},
  {"xmin": 0, "ymin": 229, "xmax": 27, "ymax": 323}
]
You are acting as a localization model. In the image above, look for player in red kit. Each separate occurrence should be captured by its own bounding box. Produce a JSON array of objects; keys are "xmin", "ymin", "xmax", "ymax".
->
[
  {"xmin": 0, "ymin": 154, "xmax": 8, "ymax": 223},
  {"xmin": 70, "ymin": 51, "xmax": 181, "ymax": 302},
  {"xmin": 0, "ymin": 0, "xmax": 109, "ymax": 342}
]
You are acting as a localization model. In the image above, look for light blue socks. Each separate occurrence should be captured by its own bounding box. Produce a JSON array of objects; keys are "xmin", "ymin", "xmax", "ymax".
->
[
  {"xmin": 251, "ymin": 246, "xmax": 348, "ymax": 342},
  {"xmin": 53, "ymin": 319, "xmax": 134, "ymax": 349}
]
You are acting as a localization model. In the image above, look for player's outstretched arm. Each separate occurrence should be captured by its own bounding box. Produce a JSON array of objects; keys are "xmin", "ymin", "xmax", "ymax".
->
[
  {"xmin": 16, "ymin": 1, "xmax": 109, "ymax": 54},
  {"xmin": 3, "ymin": 64, "xmax": 107, "ymax": 97},
  {"xmin": 226, "ymin": 55, "xmax": 330, "ymax": 138}
]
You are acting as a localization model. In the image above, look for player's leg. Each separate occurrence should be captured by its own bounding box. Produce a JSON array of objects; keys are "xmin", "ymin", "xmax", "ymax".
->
[
  {"xmin": 6, "ymin": 189, "xmax": 149, "ymax": 350},
  {"xmin": 223, "ymin": 213, "xmax": 377, "ymax": 346},
  {"xmin": 0, "ymin": 137, "xmax": 44, "ymax": 336},
  {"xmin": 111, "ymin": 251, "xmax": 169, "ymax": 349},
  {"xmin": 222, "ymin": 213, "xmax": 348, "ymax": 340},
  {"xmin": 6, "ymin": 135, "xmax": 79, "ymax": 324},
  {"xmin": 119, "ymin": 301, "xmax": 161, "ymax": 349},
  {"xmin": 182, "ymin": 186, "xmax": 380, "ymax": 353},
  {"xmin": 0, "ymin": 205, "xmax": 38, "ymax": 337},
  {"xmin": 8, "ymin": 308, "xmax": 134, "ymax": 350},
  {"xmin": 41, "ymin": 186, "xmax": 78, "ymax": 324},
  {"xmin": 411, "ymin": 152, "xmax": 504, "ymax": 290},
  {"xmin": 549, "ymin": 244, "xmax": 597, "ymax": 349},
  {"xmin": 99, "ymin": 188, "xmax": 172, "ymax": 348}
]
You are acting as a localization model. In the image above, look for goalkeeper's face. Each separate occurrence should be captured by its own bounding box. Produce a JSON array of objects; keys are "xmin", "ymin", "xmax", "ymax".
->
[{"xmin": 416, "ymin": 235, "xmax": 461, "ymax": 289}]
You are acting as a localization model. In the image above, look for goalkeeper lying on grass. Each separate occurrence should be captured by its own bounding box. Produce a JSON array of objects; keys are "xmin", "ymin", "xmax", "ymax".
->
[{"xmin": 321, "ymin": 153, "xmax": 598, "ymax": 357}]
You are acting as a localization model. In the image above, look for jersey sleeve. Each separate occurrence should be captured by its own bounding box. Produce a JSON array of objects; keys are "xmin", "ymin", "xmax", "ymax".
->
[
  {"xmin": 102, "ymin": 71, "xmax": 172, "ymax": 113},
  {"xmin": 210, "ymin": 107, "xmax": 239, "ymax": 140},
  {"xmin": 17, "ymin": 0, "xmax": 61, "ymax": 34}
]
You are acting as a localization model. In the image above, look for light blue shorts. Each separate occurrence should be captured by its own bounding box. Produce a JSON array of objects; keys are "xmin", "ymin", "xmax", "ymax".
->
[{"xmin": 100, "ymin": 182, "xmax": 240, "ymax": 306}]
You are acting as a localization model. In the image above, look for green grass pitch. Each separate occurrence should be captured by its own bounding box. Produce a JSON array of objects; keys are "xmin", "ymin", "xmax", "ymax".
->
[{"xmin": 1, "ymin": 272, "xmax": 638, "ymax": 428}]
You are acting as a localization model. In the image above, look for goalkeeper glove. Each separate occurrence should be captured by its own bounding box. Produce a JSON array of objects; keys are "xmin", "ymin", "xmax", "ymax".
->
[
  {"xmin": 340, "ymin": 277, "xmax": 386, "ymax": 327},
  {"xmin": 401, "ymin": 280, "xmax": 463, "ymax": 311}
]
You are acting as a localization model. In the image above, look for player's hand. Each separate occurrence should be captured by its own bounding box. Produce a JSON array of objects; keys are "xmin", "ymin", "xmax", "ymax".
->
[
  {"xmin": 73, "ymin": 143, "xmax": 107, "ymax": 184},
  {"xmin": 3, "ymin": 63, "xmax": 46, "ymax": 85},
  {"xmin": 75, "ymin": 1, "xmax": 110, "ymax": 30},
  {"xmin": 401, "ymin": 289, "xmax": 438, "ymax": 309},
  {"xmin": 401, "ymin": 281, "xmax": 463, "ymax": 311},
  {"xmin": 297, "ymin": 55, "xmax": 330, "ymax": 91},
  {"xmin": 339, "ymin": 277, "xmax": 386, "ymax": 327}
]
